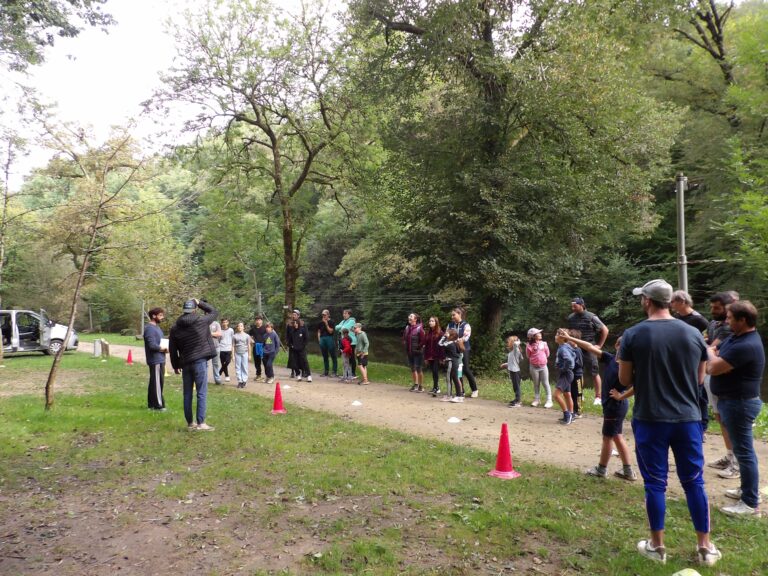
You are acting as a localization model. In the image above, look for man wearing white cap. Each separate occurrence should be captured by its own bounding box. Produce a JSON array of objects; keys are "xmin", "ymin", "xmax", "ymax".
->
[{"xmin": 615, "ymin": 279, "xmax": 720, "ymax": 566}]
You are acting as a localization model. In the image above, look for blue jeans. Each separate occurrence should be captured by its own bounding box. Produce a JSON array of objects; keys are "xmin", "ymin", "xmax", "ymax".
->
[
  {"xmin": 182, "ymin": 360, "xmax": 209, "ymax": 425},
  {"xmin": 632, "ymin": 419, "xmax": 710, "ymax": 533},
  {"xmin": 234, "ymin": 351, "xmax": 249, "ymax": 383},
  {"xmin": 718, "ymin": 397, "xmax": 763, "ymax": 508}
]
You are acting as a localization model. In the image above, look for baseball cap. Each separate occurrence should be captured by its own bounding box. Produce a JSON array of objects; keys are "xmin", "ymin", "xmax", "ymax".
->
[
  {"xmin": 632, "ymin": 279, "xmax": 673, "ymax": 303},
  {"xmin": 182, "ymin": 299, "xmax": 197, "ymax": 313},
  {"xmin": 292, "ymin": 309, "xmax": 301, "ymax": 316},
  {"xmin": 527, "ymin": 328, "xmax": 542, "ymax": 338},
  {"xmin": 571, "ymin": 297, "xmax": 586, "ymax": 307}
]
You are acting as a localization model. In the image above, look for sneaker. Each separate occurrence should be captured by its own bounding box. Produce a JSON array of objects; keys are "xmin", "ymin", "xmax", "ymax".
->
[
  {"xmin": 440, "ymin": 395, "xmax": 452, "ymax": 402},
  {"xmin": 544, "ymin": 400, "xmax": 553, "ymax": 409},
  {"xmin": 611, "ymin": 448, "xmax": 620, "ymax": 457},
  {"xmin": 697, "ymin": 543, "xmax": 722, "ymax": 566},
  {"xmin": 321, "ymin": 372, "xmax": 329, "ymax": 377},
  {"xmin": 297, "ymin": 376, "xmax": 303, "ymax": 382},
  {"xmin": 725, "ymin": 488, "xmax": 742, "ymax": 500},
  {"xmin": 593, "ymin": 397, "xmax": 602, "ymax": 406},
  {"xmin": 560, "ymin": 413, "xmax": 573, "ymax": 425},
  {"xmin": 585, "ymin": 465, "xmax": 608, "ymax": 478},
  {"xmin": 450, "ymin": 396, "xmax": 464, "ymax": 403},
  {"xmin": 214, "ymin": 380, "xmax": 222, "ymax": 385},
  {"xmin": 708, "ymin": 455, "xmax": 731, "ymax": 470},
  {"xmin": 470, "ymin": 390, "xmax": 479, "ymax": 398},
  {"xmin": 225, "ymin": 376, "xmax": 231, "ymax": 382},
  {"xmin": 573, "ymin": 412, "xmax": 583, "ymax": 419},
  {"xmin": 187, "ymin": 422, "xmax": 198, "ymax": 430},
  {"xmin": 508, "ymin": 400, "xmax": 522, "ymax": 407},
  {"xmin": 721, "ymin": 500, "xmax": 758, "ymax": 517},
  {"xmin": 196, "ymin": 422, "xmax": 215, "ymax": 431},
  {"xmin": 614, "ymin": 469, "xmax": 638, "ymax": 482},
  {"xmin": 718, "ymin": 465, "xmax": 740, "ymax": 479},
  {"xmin": 531, "ymin": 400, "xmax": 540, "ymax": 407},
  {"xmin": 409, "ymin": 384, "xmax": 419, "ymax": 392},
  {"xmin": 307, "ymin": 376, "xmax": 313, "ymax": 382},
  {"xmin": 266, "ymin": 377, "xmax": 275, "ymax": 385},
  {"xmin": 431, "ymin": 388, "xmax": 440, "ymax": 396},
  {"xmin": 636, "ymin": 540, "xmax": 666, "ymax": 564}
]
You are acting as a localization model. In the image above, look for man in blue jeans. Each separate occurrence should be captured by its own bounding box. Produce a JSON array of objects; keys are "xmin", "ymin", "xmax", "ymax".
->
[
  {"xmin": 707, "ymin": 300, "xmax": 765, "ymax": 516},
  {"xmin": 169, "ymin": 298, "xmax": 219, "ymax": 431},
  {"xmin": 617, "ymin": 279, "xmax": 721, "ymax": 567}
]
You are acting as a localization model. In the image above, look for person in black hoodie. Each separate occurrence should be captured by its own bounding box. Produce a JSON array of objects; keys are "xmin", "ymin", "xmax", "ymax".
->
[
  {"xmin": 289, "ymin": 318, "xmax": 312, "ymax": 382},
  {"xmin": 169, "ymin": 298, "xmax": 218, "ymax": 431}
]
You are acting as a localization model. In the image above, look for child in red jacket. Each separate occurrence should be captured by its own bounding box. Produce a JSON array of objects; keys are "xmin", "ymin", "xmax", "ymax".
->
[{"xmin": 340, "ymin": 328, "xmax": 354, "ymax": 381}]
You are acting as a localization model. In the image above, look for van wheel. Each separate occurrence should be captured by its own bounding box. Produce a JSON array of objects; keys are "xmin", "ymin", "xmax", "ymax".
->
[{"xmin": 45, "ymin": 339, "xmax": 64, "ymax": 355}]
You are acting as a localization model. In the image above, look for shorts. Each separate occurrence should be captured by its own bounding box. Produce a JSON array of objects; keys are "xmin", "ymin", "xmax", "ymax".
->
[
  {"xmin": 586, "ymin": 352, "xmax": 599, "ymax": 375},
  {"xmin": 602, "ymin": 399, "xmax": 629, "ymax": 437},
  {"xmin": 556, "ymin": 370, "xmax": 573, "ymax": 393},
  {"xmin": 407, "ymin": 352, "xmax": 424, "ymax": 371},
  {"xmin": 703, "ymin": 375, "xmax": 719, "ymax": 414},
  {"xmin": 358, "ymin": 354, "xmax": 369, "ymax": 367}
]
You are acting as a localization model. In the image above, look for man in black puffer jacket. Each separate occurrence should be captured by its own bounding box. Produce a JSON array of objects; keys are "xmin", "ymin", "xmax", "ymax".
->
[{"xmin": 169, "ymin": 299, "xmax": 218, "ymax": 431}]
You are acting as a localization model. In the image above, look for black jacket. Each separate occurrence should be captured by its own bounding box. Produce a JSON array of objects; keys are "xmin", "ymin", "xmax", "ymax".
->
[{"xmin": 169, "ymin": 301, "xmax": 218, "ymax": 369}]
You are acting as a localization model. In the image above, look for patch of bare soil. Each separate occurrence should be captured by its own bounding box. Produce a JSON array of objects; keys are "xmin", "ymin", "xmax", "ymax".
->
[{"xmin": 0, "ymin": 370, "xmax": 94, "ymax": 398}]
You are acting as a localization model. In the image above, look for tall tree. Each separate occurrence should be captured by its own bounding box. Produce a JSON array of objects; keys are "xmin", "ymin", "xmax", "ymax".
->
[
  {"xmin": 152, "ymin": 0, "xmax": 356, "ymax": 323},
  {"xmin": 349, "ymin": 0, "xmax": 681, "ymax": 365}
]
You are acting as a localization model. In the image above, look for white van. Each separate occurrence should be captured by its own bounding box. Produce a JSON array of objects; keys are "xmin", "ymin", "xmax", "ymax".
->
[{"xmin": 0, "ymin": 309, "xmax": 79, "ymax": 355}]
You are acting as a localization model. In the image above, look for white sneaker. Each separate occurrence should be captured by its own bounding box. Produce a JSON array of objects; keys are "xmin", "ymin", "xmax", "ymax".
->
[
  {"xmin": 725, "ymin": 488, "xmax": 742, "ymax": 500},
  {"xmin": 636, "ymin": 540, "xmax": 666, "ymax": 564},
  {"xmin": 297, "ymin": 376, "xmax": 303, "ymax": 382},
  {"xmin": 440, "ymin": 395, "xmax": 452, "ymax": 402},
  {"xmin": 266, "ymin": 377, "xmax": 275, "ymax": 385},
  {"xmin": 544, "ymin": 400, "xmax": 553, "ymax": 409},
  {"xmin": 306, "ymin": 376, "xmax": 312, "ymax": 382},
  {"xmin": 224, "ymin": 376, "xmax": 230, "ymax": 382},
  {"xmin": 531, "ymin": 399, "xmax": 540, "ymax": 407},
  {"xmin": 593, "ymin": 397, "xmax": 602, "ymax": 406},
  {"xmin": 470, "ymin": 390, "xmax": 478, "ymax": 398},
  {"xmin": 196, "ymin": 422, "xmax": 215, "ymax": 431},
  {"xmin": 697, "ymin": 543, "xmax": 722, "ymax": 566},
  {"xmin": 721, "ymin": 500, "xmax": 758, "ymax": 517},
  {"xmin": 718, "ymin": 465, "xmax": 740, "ymax": 479},
  {"xmin": 450, "ymin": 396, "xmax": 464, "ymax": 403}
]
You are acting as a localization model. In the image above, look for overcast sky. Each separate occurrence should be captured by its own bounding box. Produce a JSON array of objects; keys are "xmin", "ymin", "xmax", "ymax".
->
[{"xmin": 5, "ymin": 0, "xmax": 344, "ymax": 189}]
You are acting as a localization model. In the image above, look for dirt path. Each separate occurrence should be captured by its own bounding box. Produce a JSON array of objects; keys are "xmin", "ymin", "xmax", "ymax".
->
[{"xmin": 86, "ymin": 343, "xmax": 768, "ymax": 504}]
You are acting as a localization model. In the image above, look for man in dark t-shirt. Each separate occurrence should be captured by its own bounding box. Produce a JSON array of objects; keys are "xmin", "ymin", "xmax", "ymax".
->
[
  {"xmin": 618, "ymin": 279, "xmax": 720, "ymax": 566},
  {"xmin": 671, "ymin": 290, "xmax": 709, "ymax": 332},
  {"xmin": 707, "ymin": 300, "xmax": 764, "ymax": 517},
  {"xmin": 567, "ymin": 297, "xmax": 608, "ymax": 405}
]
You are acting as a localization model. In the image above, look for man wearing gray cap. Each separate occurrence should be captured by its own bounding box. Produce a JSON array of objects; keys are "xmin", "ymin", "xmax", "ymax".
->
[
  {"xmin": 614, "ymin": 279, "xmax": 720, "ymax": 566},
  {"xmin": 169, "ymin": 298, "xmax": 219, "ymax": 431}
]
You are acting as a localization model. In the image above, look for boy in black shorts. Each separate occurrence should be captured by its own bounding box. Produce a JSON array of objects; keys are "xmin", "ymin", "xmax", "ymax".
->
[{"xmin": 557, "ymin": 329, "xmax": 637, "ymax": 480}]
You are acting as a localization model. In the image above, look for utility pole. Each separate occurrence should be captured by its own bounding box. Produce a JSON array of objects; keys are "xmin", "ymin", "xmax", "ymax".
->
[{"xmin": 676, "ymin": 172, "xmax": 689, "ymax": 293}]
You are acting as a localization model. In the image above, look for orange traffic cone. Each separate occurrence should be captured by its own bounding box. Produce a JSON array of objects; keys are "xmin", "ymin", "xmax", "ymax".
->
[
  {"xmin": 126, "ymin": 349, "xmax": 133, "ymax": 366},
  {"xmin": 488, "ymin": 422, "xmax": 520, "ymax": 479},
  {"xmin": 271, "ymin": 381, "xmax": 287, "ymax": 414}
]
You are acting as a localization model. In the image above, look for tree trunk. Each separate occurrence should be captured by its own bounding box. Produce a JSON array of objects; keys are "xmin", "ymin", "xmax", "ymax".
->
[
  {"xmin": 281, "ymin": 196, "xmax": 298, "ymax": 326},
  {"xmin": 45, "ymin": 215, "xmax": 101, "ymax": 410},
  {"xmin": 480, "ymin": 294, "xmax": 503, "ymax": 340}
]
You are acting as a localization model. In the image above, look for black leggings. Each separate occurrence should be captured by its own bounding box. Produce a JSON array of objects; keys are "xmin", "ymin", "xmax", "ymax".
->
[
  {"xmin": 350, "ymin": 345, "xmax": 357, "ymax": 375},
  {"xmin": 219, "ymin": 351, "xmax": 232, "ymax": 377},
  {"xmin": 426, "ymin": 359, "xmax": 441, "ymax": 389},
  {"xmin": 446, "ymin": 359, "xmax": 463, "ymax": 397},
  {"xmin": 461, "ymin": 348, "xmax": 477, "ymax": 392}
]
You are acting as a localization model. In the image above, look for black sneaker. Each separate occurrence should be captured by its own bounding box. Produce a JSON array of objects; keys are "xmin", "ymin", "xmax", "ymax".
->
[
  {"xmin": 431, "ymin": 388, "xmax": 440, "ymax": 396},
  {"xmin": 508, "ymin": 400, "xmax": 522, "ymax": 407}
]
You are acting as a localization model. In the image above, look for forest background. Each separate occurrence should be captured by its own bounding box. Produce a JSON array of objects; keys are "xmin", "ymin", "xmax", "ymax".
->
[{"xmin": 2, "ymin": 0, "xmax": 768, "ymax": 372}]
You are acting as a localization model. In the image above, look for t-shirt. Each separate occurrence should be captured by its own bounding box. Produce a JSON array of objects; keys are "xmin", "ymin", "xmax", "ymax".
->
[
  {"xmin": 676, "ymin": 311, "xmax": 708, "ymax": 333},
  {"xmin": 556, "ymin": 344, "xmax": 576, "ymax": 371},
  {"xmin": 567, "ymin": 311, "xmax": 605, "ymax": 344},
  {"xmin": 707, "ymin": 319, "xmax": 731, "ymax": 345},
  {"xmin": 219, "ymin": 327, "xmax": 234, "ymax": 352},
  {"xmin": 316, "ymin": 319, "xmax": 334, "ymax": 338},
  {"xmin": 248, "ymin": 324, "xmax": 267, "ymax": 344},
  {"xmin": 506, "ymin": 345, "xmax": 522, "ymax": 372},
  {"xmin": 356, "ymin": 331, "xmax": 369, "ymax": 355},
  {"xmin": 599, "ymin": 350, "xmax": 628, "ymax": 411},
  {"xmin": 619, "ymin": 319, "xmax": 706, "ymax": 423},
  {"xmin": 710, "ymin": 330, "xmax": 765, "ymax": 400},
  {"xmin": 233, "ymin": 331, "xmax": 250, "ymax": 354}
]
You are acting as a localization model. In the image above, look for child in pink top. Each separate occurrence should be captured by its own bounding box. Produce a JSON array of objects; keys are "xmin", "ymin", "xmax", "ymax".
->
[{"xmin": 525, "ymin": 328, "xmax": 552, "ymax": 408}]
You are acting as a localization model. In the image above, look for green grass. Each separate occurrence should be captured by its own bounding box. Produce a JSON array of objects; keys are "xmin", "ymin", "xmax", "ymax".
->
[
  {"xmin": 78, "ymin": 331, "xmax": 144, "ymax": 345},
  {"xmin": 1, "ymin": 355, "xmax": 767, "ymax": 575}
]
